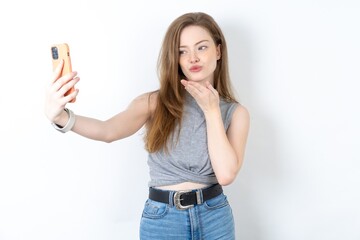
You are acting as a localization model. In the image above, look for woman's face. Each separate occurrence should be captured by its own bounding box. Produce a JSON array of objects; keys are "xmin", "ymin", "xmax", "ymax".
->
[{"xmin": 179, "ymin": 25, "xmax": 221, "ymax": 85}]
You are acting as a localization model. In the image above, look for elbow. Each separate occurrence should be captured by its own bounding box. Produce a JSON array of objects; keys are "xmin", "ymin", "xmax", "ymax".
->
[
  {"xmin": 216, "ymin": 162, "xmax": 243, "ymax": 186},
  {"xmin": 217, "ymin": 172, "xmax": 237, "ymax": 186},
  {"xmin": 217, "ymin": 163, "xmax": 243, "ymax": 186},
  {"xmin": 102, "ymin": 133, "xmax": 116, "ymax": 143},
  {"xmin": 102, "ymin": 128, "xmax": 118, "ymax": 143},
  {"xmin": 103, "ymin": 134, "xmax": 118, "ymax": 143}
]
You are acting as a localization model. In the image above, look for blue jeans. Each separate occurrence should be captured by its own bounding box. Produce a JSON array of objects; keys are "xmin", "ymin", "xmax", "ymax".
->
[{"xmin": 140, "ymin": 192, "xmax": 235, "ymax": 239}]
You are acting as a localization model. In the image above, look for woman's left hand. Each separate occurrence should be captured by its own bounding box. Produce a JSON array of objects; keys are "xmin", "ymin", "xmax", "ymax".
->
[{"xmin": 180, "ymin": 80, "xmax": 220, "ymax": 114}]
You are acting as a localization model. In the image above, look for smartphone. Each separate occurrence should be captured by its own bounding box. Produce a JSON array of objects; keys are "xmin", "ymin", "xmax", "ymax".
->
[{"xmin": 51, "ymin": 43, "xmax": 76, "ymax": 103}]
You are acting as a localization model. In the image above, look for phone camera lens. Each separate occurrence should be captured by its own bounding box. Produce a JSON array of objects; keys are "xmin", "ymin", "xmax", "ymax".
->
[{"xmin": 51, "ymin": 47, "xmax": 59, "ymax": 60}]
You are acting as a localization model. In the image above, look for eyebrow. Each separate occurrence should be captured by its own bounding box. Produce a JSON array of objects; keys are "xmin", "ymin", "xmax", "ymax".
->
[{"xmin": 179, "ymin": 40, "xmax": 210, "ymax": 48}]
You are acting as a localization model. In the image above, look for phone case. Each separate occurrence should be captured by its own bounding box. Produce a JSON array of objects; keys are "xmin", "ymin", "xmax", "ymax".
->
[{"xmin": 51, "ymin": 43, "xmax": 76, "ymax": 103}]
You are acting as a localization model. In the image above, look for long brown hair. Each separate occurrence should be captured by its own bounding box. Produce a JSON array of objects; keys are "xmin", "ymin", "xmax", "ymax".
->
[{"xmin": 145, "ymin": 12, "xmax": 237, "ymax": 153}]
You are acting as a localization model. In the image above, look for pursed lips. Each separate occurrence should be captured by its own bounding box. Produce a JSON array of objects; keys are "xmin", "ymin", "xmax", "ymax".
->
[{"xmin": 189, "ymin": 65, "xmax": 202, "ymax": 72}]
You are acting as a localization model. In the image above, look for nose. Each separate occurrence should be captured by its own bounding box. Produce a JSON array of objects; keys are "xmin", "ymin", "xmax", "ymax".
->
[{"xmin": 189, "ymin": 51, "xmax": 199, "ymax": 63}]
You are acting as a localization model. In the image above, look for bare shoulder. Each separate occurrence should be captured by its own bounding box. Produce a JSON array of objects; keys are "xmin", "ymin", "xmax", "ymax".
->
[
  {"xmin": 230, "ymin": 104, "xmax": 250, "ymax": 130},
  {"xmin": 234, "ymin": 104, "xmax": 250, "ymax": 120},
  {"xmin": 129, "ymin": 90, "xmax": 158, "ymax": 114}
]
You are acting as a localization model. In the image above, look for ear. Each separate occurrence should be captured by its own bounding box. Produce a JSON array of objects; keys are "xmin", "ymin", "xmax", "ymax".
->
[{"xmin": 216, "ymin": 44, "xmax": 221, "ymax": 60}]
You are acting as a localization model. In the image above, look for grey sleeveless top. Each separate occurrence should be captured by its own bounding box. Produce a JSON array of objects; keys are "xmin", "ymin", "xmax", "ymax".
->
[{"xmin": 147, "ymin": 93, "xmax": 239, "ymax": 187}]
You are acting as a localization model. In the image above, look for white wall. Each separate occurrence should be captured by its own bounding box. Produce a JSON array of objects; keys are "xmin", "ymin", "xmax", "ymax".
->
[{"xmin": 0, "ymin": 0, "xmax": 359, "ymax": 239}]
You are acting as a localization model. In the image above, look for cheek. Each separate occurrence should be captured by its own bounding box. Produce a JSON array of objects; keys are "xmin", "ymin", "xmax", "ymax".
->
[
  {"xmin": 203, "ymin": 52, "xmax": 218, "ymax": 69},
  {"xmin": 179, "ymin": 58, "xmax": 187, "ymax": 73},
  {"xmin": 208, "ymin": 58, "xmax": 218, "ymax": 72}
]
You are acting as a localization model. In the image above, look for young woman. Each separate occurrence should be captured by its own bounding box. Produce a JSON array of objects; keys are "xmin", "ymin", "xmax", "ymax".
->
[{"xmin": 45, "ymin": 12, "xmax": 250, "ymax": 240}]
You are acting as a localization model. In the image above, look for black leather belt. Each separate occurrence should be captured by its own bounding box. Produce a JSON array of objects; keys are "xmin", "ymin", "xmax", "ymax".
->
[{"xmin": 149, "ymin": 184, "xmax": 223, "ymax": 210}]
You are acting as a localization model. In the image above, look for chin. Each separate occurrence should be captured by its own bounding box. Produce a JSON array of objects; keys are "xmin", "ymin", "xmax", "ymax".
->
[{"xmin": 186, "ymin": 76, "xmax": 204, "ymax": 82}]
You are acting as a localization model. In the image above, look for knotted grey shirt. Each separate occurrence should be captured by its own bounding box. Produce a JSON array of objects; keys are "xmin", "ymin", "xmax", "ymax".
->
[{"xmin": 147, "ymin": 93, "xmax": 239, "ymax": 187}]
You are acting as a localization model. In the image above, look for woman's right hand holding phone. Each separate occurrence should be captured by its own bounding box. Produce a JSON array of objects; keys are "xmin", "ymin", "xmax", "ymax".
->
[{"xmin": 45, "ymin": 59, "xmax": 79, "ymax": 126}]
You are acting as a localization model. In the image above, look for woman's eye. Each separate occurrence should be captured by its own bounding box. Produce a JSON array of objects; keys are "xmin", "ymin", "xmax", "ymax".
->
[
  {"xmin": 179, "ymin": 50, "xmax": 186, "ymax": 55},
  {"xmin": 198, "ymin": 46, "xmax": 207, "ymax": 51}
]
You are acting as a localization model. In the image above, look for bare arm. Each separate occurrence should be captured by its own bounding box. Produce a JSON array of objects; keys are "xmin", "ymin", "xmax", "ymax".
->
[
  {"xmin": 205, "ymin": 105, "xmax": 250, "ymax": 185},
  {"xmin": 181, "ymin": 80, "xmax": 250, "ymax": 186},
  {"xmin": 45, "ymin": 59, "xmax": 156, "ymax": 142},
  {"xmin": 71, "ymin": 93, "xmax": 154, "ymax": 142}
]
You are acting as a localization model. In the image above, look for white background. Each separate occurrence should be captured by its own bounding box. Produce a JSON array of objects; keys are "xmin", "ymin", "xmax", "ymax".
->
[{"xmin": 0, "ymin": 0, "xmax": 359, "ymax": 239}]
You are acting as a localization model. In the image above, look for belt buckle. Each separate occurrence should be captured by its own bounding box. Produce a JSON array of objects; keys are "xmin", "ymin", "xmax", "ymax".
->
[{"xmin": 173, "ymin": 190, "xmax": 193, "ymax": 210}]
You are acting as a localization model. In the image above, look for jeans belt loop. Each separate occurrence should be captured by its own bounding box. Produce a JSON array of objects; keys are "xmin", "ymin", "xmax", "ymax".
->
[
  {"xmin": 168, "ymin": 191, "xmax": 174, "ymax": 207},
  {"xmin": 196, "ymin": 189, "xmax": 203, "ymax": 205}
]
